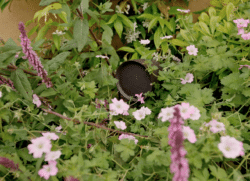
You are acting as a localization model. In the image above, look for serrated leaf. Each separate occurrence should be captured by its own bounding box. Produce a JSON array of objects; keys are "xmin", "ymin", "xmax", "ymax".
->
[
  {"xmin": 73, "ymin": 18, "xmax": 89, "ymax": 52},
  {"xmin": 11, "ymin": 69, "xmax": 32, "ymax": 101},
  {"xmin": 199, "ymin": 21, "xmax": 211, "ymax": 35},
  {"xmin": 114, "ymin": 139, "xmax": 136, "ymax": 162},
  {"xmin": 46, "ymin": 51, "xmax": 71, "ymax": 73},
  {"xmin": 40, "ymin": 88, "xmax": 57, "ymax": 97}
]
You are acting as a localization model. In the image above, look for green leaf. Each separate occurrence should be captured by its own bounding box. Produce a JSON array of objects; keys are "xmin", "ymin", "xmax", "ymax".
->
[
  {"xmin": 35, "ymin": 24, "xmax": 50, "ymax": 42},
  {"xmin": 106, "ymin": 14, "xmax": 117, "ymax": 24},
  {"xmin": 118, "ymin": 46, "xmax": 135, "ymax": 53},
  {"xmin": 198, "ymin": 12, "xmax": 210, "ymax": 25},
  {"xmin": 39, "ymin": 0, "xmax": 58, "ymax": 6},
  {"xmin": 148, "ymin": 17, "xmax": 158, "ymax": 32},
  {"xmin": 114, "ymin": 19, "xmax": 123, "ymax": 38},
  {"xmin": 208, "ymin": 7, "xmax": 217, "ymax": 17},
  {"xmin": 27, "ymin": 25, "xmax": 39, "ymax": 38},
  {"xmin": 101, "ymin": 21, "xmax": 113, "ymax": 45},
  {"xmin": 137, "ymin": 13, "xmax": 155, "ymax": 20},
  {"xmin": 131, "ymin": 0, "xmax": 137, "ymax": 14},
  {"xmin": 114, "ymin": 139, "xmax": 136, "ymax": 162},
  {"xmin": 0, "ymin": 50, "xmax": 17, "ymax": 68},
  {"xmin": 210, "ymin": 16, "xmax": 219, "ymax": 35},
  {"xmin": 52, "ymin": 34, "xmax": 61, "ymax": 51},
  {"xmin": 40, "ymin": 88, "xmax": 57, "ymax": 97},
  {"xmin": 219, "ymin": 6, "xmax": 227, "ymax": 21},
  {"xmin": 73, "ymin": 18, "xmax": 89, "ymax": 53},
  {"xmin": 154, "ymin": 27, "xmax": 162, "ymax": 49},
  {"xmin": 11, "ymin": 69, "xmax": 32, "ymax": 101},
  {"xmin": 180, "ymin": 29, "xmax": 191, "ymax": 41},
  {"xmin": 171, "ymin": 39, "xmax": 189, "ymax": 47},
  {"xmin": 226, "ymin": 2, "xmax": 235, "ymax": 21},
  {"xmin": 80, "ymin": 0, "xmax": 89, "ymax": 12},
  {"xmin": 199, "ymin": 21, "xmax": 211, "ymax": 35},
  {"xmin": 118, "ymin": 14, "xmax": 134, "ymax": 30},
  {"xmin": 161, "ymin": 41, "xmax": 169, "ymax": 54},
  {"xmin": 46, "ymin": 51, "xmax": 71, "ymax": 73}
]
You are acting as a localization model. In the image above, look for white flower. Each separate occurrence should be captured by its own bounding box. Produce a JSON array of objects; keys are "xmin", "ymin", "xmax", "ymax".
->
[
  {"xmin": 133, "ymin": 109, "xmax": 146, "ymax": 121},
  {"xmin": 140, "ymin": 39, "xmax": 150, "ymax": 45},
  {"xmin": 124, "ymin": 28, "xmax": 141, "ymax": 43},
  {"xmin": 27, "ymin": 137, "xmax": 52, "ymax": 158},
  {"xmin": 186, "ymin": 45, "xmax": 198, "ymax": 56},
  {"xmin": 33, "ymin": 94, "xmax": 41, "ymax": 107},
  {"xmin": 142, "ymin": 2, "xmax": 149, "ymax": 11},
  {"xmin": 177, "ymin": 9, "xmax": 190, "ymax": 13},
  {"xmin": 115, "ymin": 5, "xmax": 124, "ymax": 14},
  {"xmin": 172, "ymin": 55, "xmax": 181, "ymax": 62},
  {"xmin": 189, "ymin": 106, "xmax": 200, "ymax": 120},
  {"xmin": 182, "ymin": 126, "xmax": 197, "ymax": 143},
  {"xmin": 218, "ymin": 136, "xmax": 243, "ymax": 158},
  {"xmin": 0, "ymin": 91, "xmax": 2, "ymax": 98},
  {"xmin": 140, "ymin": 106, "xmax": 151, "ymax": 115},
  {"xmin": 45, "ymin": 151, "xmax": 62, "ymax": 161},
  {"xmin": 158, "ymin": 107, "xmax": 175, "ymax": 122},
  {"xmin": 119, "ymin": 134, "xmax": 138, "ymax": 144},
  {"xmin": 109, "ymin": 98, "xmax": 130, "ymax": 115},
  {"xmin": 160, "ymin": 35, "xmax": 173, "ymax": 39},
  {"xmin": 114, "ymin": 121, "xmax": 127, "ymax": 130},
  {"xmin": 96, "ymin": 55, "xmax": 109, "ymax": 59},
  {"xmin": 52, "ymin": 30, "xmax": 65, "ymax": 36},
  {"xmin": 142, "ymin": 20, "xmax": 150, "ymax": 28},
  {"xmin": 42, "ymin": 132, "xmax": 59, "ymax": 141},
  {"xmin": 180, "ymin": 73, "xmax": 194, "ymax": 84}
]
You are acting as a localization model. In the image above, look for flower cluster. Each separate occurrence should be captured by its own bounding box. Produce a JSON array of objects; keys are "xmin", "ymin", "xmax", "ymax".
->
[
  {"xmin": 139, "ymin": 39, "xmax": 150, "ymax": 45},
  {"xmin": 233, "ymin": 18, "xmax": 250, "ymax": 40},
  {"xmin": 18, "ymin": 22, "xmax": 53, "ymax": 88},
  {"xmin": 0, "ymin": 75, "xmax": 15, "ymax": 89},
  {"xmin": 114, "ymin": 121, "xmax": 127, "ymax": 130},
  {"xmin": 96, "ymin": 55, "xmax": 109, "ymax": 59},
  {"xmin": 115, "ymin": 4, "xmax": 130, "ymax": 14},
  {"xmin": 180, "ymin": 73, "xmax": 194, "ymax": 84},
  {"xmin": 0, "ymin": 157, "xmax": 19, "ymax": 171},
  {"xmin": 27, "ymin": 132, "xmax": 61, "ymax": 180},
  {"xmin": 52, "ymin": 29, "xmax": 65, "ymax": 36},
  {"xmin": 132, "ymin": 106, "xmax": 152, "ymax": 121},
  {"xmin": 33, "ymin": 94, "xmax": 41, "ymax": 107},
  {"xmin": 124, "ymin": 22, "xmax": 141, "ymax": 43},
  {"xmin": 109, "ymin": 98, "xmax": 130, "ymax": 116},
  {"xmin": 177, "ymin": 9, "xmax": 190, "ymax": 13}
]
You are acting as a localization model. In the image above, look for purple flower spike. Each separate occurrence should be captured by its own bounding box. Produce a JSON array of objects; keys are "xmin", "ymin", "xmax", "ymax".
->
[
  {"xmin": 18, "ymin": 22, "xmax": 52, "ymax": 88},
  {"xmin": 0, "ymin": 75, "xmax": 15, "ymax": 89},
  {"xmin": 168, "ymin": 106, "xmax": 190, "ymax": 181},
  {"xmin": 0, "ymin": 157, "xmax": 19, "ymax": 171}
]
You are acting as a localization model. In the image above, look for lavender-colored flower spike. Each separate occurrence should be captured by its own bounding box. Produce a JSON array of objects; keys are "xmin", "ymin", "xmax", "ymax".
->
[
  {"xmin": 18, "ymin": 22, "xmax": 52, "ymax": 88},
  {"xmin": 0, "ymin": 75, "xmax": 15, "ymax": 89},
  {"xmin": 0, "ymin": 157, "xmax": 19, "ymax": 171},
  {"xmin": 168, "ymin": 105, "xmax": 190, "ymax": 181},
  {"xmin": 64, "ymin": 176, "xmax": 79, "ymax": 181}
]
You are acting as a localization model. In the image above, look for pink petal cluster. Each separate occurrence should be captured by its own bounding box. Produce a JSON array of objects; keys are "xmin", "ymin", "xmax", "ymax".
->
[
  {"xmin": 135, "ymin": 93, "xmax": 145, "ymax": 103},
  {"xmin": 18, "ymin": 22, "xmax": 52, "ymax": 88},
  {"xmin": 119, "ymin": 134, "xmax": 138, "ymax": 144},
  {"xmin": 114, "ymin": 121, "xmax": 127, "ymax": 130},
  {"xmin": 0, "ymin": 75, "xmax": 15, "ymax": 90},
  {"xmin": 158, "ymin": 107, "xmax": 175, "ymax": 122},
  {"xmin": 0, "ymin": 157, "xmax": 19, "ymax": 171},
  {"xmin": 180, "ymin": 73, "xmax": 194, "ymax": 84},
  {"xmin": 64, "ymin": 176, "xmax": 80, "ymax": 181},
  {"xmin": 27, "ymin": 132, "xmax": 61, "ymax": 180},
  {"xmin": 218, "ymin": 136, "xmax": 244, "ymax": 158},
  {"xmin": 38, "ymin": 161, "xmax": 58, "ymax": 180},
  {"xmin": 186, "ymin": 45, "xmax": 198, "ymax": 56},
  {"xmin": 33, "ymin": 94, "xmax": 41, "ymax": 107},
  {"xmin": 109, "ymin": 98, "xmax": 130, "ymax": 116},
  {"xmin": 233, "ymin": 18, "xmax": 250, "ymax": 40},
  {"xmin": 132, "ymin": 106, "xmax": 151, "ymax": 121},
  {"xmin": 168, "ymin": 105, "xmax": 190, "ymax": 181},
  {"xmin": 178, "ymin": 103, "xmax": 195, "ymax": 120},
  {"xmin": 203, "ymin": 119, "xmax": 226, "ymax": 133},
  {"xmin": 55, "ymin": 125, "xmax": 66, "ymax": 135}
]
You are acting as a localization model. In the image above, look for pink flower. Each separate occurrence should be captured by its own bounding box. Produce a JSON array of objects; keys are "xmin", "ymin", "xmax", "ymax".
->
[
  {"xmin": 140, "ymin": 106, "xmax": 151, "ymax": 115},
  {"xmin": 119, "ymin": 134, "xmax": 138, "ymax": 144},
  {"xmin": 218, "ymin": 136, "xmax": 244, "ymax": 158},
  {"xmin": 139, "ymin": 39, "xmax": 150, "ymax": 45},
  {"xmin": 182, "ymin": 126, "xmax": 197, "ymax": 143},
  {"xmin": 241, "ymin": 32, "xmax": 250, "ymax": 40},
  {"xmin": 135, "ymin": 93, "xmax": 145, "ymax": 104},
  {"xmin": 33, "ymin": 94, "xmax": 41, "ymax": 107},
  {"xmin": 18, "ymin": 22, "xmax": 52, "ymax": 88},
  {"xmin": 180, "ymin": 73, "xmax": 194, "ymax": 84},
  {"xmin": 38, "ymin": 161, "xmax": 58, "ymax": 180},
  {"xmin": 179, "ymin": 102, "xmax": 195, "ymax": 120},
  {"xmin": 42, "ymin": 132, "xmax": 59, "ymax": 140},
  {"xmin": 208, "ymin": 120, "xmax": 226, "ymax": 133},
  {"xmin": 158, "ymin": 107, "xmax": 175, "ymax": 122},
  {"xmin": 186, "ymin": 45, "xmax": 198, "ymax": 56},
  {"xmin": 168, "ymin": 105, "xmax": 190, "ymax": 180},
  {"xmin": 233, "ymin": 18, "xmax": 249, "ymax": 29},
  {"xmin": 45, "ymin": 151, "xmax": 62, "ymax": 162},
  {"xmin": 239, "ymin": 65, "xmax": 250, "ymax": 70},
  {"xmin": 27, "ymin": 137, "xmax": 52, "ymax": 158},
  {"xmin": 237, "ymin": 28, "xmax": 245, "ymax": 35},
  {"xmin": 114, "ymin": 121, "xmax": 127, "ymax": 130}
]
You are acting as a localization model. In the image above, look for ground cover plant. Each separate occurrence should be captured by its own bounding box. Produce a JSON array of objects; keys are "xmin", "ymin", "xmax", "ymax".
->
[{"xmin": 0, "ymin": 0, "xmax": 250, "ymax": 180}]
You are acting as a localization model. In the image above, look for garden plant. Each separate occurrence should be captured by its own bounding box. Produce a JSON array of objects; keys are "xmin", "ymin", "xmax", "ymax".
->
[{"xmin": 1, "ymin": 0, "xmax": 250, "ymax": 180}]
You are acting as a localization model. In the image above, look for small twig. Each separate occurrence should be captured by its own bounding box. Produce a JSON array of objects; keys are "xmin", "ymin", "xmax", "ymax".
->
[
  {"xmin": 7, "ymin": 64, "xmax": 37, "ymax": 76},
  {"xmin": 41, "ymin": 108, "xmax": 148, "ymax": 138}
]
